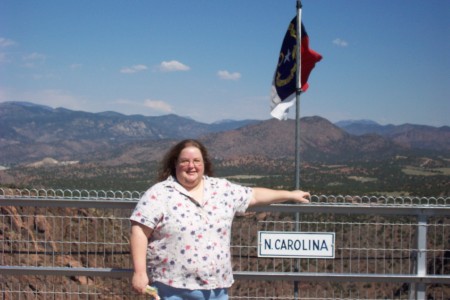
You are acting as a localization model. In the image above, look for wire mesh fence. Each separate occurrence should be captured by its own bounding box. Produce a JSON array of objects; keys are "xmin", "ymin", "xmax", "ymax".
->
[
  {"xmin": 231, "ymin": 213, "xmax": 449, "ymax": 275},
  {"xmin": 1, "ymin": 188, "xmax": 449, "ymax": 299}
]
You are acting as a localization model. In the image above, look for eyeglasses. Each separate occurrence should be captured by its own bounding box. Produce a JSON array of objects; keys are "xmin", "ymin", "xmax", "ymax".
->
[{"xmin": 177, "ymin": 159, "xmax": 203, "ymax": 167}]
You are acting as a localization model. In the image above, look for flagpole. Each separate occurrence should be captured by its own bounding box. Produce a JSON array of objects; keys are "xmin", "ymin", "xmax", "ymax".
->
[
  {"xmin": 295, "ymin": 0, "xmax": 302, "ymax": 191},
  {"xmin": 294, "ymin": 1, "xmax": 302, "ymax": 299}
]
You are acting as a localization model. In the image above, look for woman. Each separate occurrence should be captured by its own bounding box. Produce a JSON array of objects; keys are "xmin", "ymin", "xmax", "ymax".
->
[{"xmin": 130, "ymin": 139, "xmax": 310, "ymax": 299}]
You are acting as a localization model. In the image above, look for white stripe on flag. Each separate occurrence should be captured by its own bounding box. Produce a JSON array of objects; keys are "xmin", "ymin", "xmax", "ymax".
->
[{"xmin": 270, "ymin": 81, "xmax": 296, "ymax": 120}]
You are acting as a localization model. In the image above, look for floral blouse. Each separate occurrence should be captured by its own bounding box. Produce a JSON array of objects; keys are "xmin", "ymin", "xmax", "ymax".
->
[{"xmin": 130, "ymin": 176, "xmax": 253, "ymax": 290}]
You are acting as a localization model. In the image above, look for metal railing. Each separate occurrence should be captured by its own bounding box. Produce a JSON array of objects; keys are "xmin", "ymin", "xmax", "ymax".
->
[{"xmin": 1, "ymin": 188, "xmax": 449, "ymax": 299}]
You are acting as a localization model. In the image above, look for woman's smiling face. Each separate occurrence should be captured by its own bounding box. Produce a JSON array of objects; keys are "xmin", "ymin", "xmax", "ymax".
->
[{"xmin": 175, "ymin": 146, "xmax": 204, "ymax": 190}]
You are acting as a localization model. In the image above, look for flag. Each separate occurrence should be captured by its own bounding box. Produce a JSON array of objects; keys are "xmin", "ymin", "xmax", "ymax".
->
[{"xmin": 270, "ymin": 16, "xmax": 322, "ymax": 120}]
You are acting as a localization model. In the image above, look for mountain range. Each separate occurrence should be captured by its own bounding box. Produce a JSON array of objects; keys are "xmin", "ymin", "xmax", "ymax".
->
[{"xmin": 0, "ymin": 101, "xmax": 449, "ymax": 167}]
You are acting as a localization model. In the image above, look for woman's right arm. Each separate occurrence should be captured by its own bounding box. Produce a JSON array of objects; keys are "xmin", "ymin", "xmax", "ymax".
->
[{"xmin": 130, "ymin": 220, "xmax": 153, "ymax": 294}]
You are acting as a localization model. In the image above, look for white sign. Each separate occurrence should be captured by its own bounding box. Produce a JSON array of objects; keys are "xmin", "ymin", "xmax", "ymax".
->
[{"xmin": 258, "ymin": 231, "xmax": 335, "ymax": 258}]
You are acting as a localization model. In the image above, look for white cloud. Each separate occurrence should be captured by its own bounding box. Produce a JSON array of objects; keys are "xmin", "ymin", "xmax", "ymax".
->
[
  {"xmin": 143, "ymin": 99, "xmax": 173, "ymax": 113},
  {"xmin": 0, "ymin": 87, "xmax": 9, "ymax": 102},
  {"xmin": 23, "ymin": 52, "xmax": 46, "ymax": 61},
  {"xmin": 120, "ymin": 64, "xmax": 148, "ymax": 74},
  {"xmin": 31, "ymin": 73, "xmax": 57, "ymax": 80},
  {"xmin": 22, "ymin": 52, "xmax": 46, "ymax": 67},
  {"xmin": 159, "ymin": 60, "xmax": 190, "ymax": 72},
  {"xmin": 33, "ymin": 89, "xmax": 84, "ymax": 109},
  {"xmin": 333, "ymin": 38, "xmax": 349, "ymax": 47},
  {"xmin": 3, "ymin": 88, "xmax": 85, "ymax": 110},
  {"xmin": 0, "ymin": 38, "xmax": 16, "ymax": 64},
  {"xmin": 0, "ymin": 53, "xmax": 7, "ymax": 63},
  {"xmin": 70, "ymin": 63, "xmax": 82, "ymax": 69},
  {"xmin": 0, "ymin": 37, "xmax": 16, "ymax": 48},
  {"xmin": 114, "ymin": 99, "xmax": 131, "ymax": 105},
  {"xmin": 217, "ymin": 70, "xmax": 241, "ymax": 80}
]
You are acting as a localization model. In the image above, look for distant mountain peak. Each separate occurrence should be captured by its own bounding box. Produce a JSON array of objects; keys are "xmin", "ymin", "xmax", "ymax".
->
[
  {"xmin": 3, "ymin": 101, "xmax": 54, "ymax": 111},
  {"xmin": 97, "ymin": 111, "xmax": 126, "ymax": 117},
  {"xmin": 335, "ymin": 119, "xmax": 380, "ymax": 127},
  {"xmin": 213, "ymin": 119, "xmax": 239, "ymax": 125}
]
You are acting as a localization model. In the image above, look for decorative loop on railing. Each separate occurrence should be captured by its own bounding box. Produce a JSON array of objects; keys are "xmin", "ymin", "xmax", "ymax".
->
[
  {"xmin": 0, "ymin": 187, "xmax": 144, "ymax": 201},
  {"xmin": 309, "ymin": 194, "xmax": 450, "ymax": 207}
]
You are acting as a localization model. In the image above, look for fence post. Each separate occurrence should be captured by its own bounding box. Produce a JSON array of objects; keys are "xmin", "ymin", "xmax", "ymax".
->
[{"xmin": 410, "ymin": 214, "xmax": 427, "ymax": 299}]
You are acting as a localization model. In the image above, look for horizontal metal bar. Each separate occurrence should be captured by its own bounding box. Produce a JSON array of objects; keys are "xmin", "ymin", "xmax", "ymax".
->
[
  {"xmin": 233, "ymin": 271, "xmax": 450, "ymax": 284},
  {"xmin": 0, "ymin": 198, "xmax": 136, "ymax": 209},
  {"xmin": 2, "ymin": 197, "xmax": 449, "ymax": 216},
  {"xmin": 2, "ymin": 267, "xmax": 449, "ymax": 284},
  {"xmin": 249, "ymin": 204, "xmax": 450, "ymax": 216},
  {"xmin": 0, "ymin": 266, "xmax": 132, "ymax": 278}
]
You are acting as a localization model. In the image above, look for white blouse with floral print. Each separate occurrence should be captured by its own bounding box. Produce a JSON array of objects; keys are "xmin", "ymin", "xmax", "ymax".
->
[{"xmin": 130, "ymin": 176, "xmax": 253, "ymax": 290}]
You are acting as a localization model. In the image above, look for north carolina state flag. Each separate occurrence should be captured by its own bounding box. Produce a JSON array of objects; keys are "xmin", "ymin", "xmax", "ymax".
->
[{"xmin": 271, "ymin": 17, "xmax": 322, "ymax": 120}]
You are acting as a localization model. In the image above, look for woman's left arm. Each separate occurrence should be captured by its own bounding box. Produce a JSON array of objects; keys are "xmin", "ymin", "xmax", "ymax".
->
[{"xmin": 249, "ymin": 187, "xmax": 310, "ymax": 207}]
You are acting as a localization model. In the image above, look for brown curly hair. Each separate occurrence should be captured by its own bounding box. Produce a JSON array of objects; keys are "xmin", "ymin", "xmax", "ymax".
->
[{"xmin": 157, "ymin": 139, "xmax": 214, "ymax": 182}]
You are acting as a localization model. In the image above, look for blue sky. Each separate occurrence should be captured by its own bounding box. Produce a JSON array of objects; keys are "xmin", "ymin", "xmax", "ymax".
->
[{"xmin": 1, "ymin": 0, "xmax": 449, "ymax": 126}]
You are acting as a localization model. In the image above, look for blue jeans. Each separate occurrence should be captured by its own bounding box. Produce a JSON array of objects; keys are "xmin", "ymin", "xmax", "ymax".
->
[{"xmin": 153, "ymin": 282, "xmax": 228, "ymax": 300}]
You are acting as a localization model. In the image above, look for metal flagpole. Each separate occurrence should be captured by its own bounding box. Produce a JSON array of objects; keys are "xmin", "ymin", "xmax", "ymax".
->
[
  {"xmin": 295, "ymin": 1, "xmax": 303, "ymax": 190},
  {"xmin": 294, "ymin": 1, "xmax": 303, "ymax": 299}
]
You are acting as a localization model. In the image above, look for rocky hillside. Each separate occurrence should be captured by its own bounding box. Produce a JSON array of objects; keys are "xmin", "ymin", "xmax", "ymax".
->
[{"xmin": 203, "ymin": 117, "xmax": 399, "ymax": 161}]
